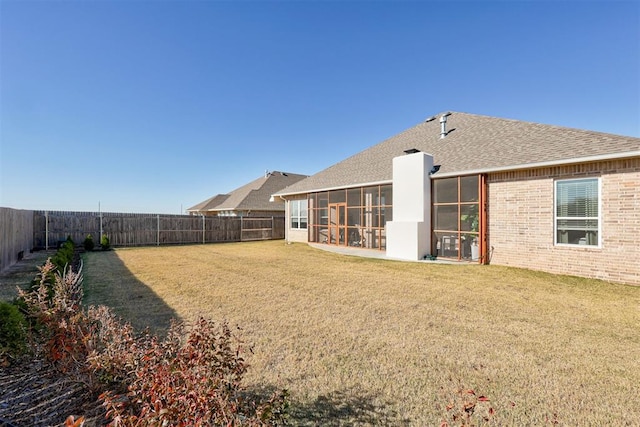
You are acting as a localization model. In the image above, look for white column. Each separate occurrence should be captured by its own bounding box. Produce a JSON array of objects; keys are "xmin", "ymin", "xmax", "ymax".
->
[{"xmin": 386, "ymin": 152, "xmax": 433, "ymax": 260}]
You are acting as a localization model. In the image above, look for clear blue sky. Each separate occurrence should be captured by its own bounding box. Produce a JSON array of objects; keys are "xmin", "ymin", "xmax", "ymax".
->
[{"xmin": 1, "ymin": 0, "xmax": 638, "ymax": 214}]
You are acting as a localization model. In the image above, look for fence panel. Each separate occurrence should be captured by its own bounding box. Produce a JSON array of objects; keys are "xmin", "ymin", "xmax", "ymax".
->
[
  {"xmin": 204, "ymin": 217, "xmax": 242, "ymax": 243},
  {"xmin": 272, "ymin": 216, "xmax": 285, "ymax": 239},
  {"xmin": 241, "ymin": 217, "xmax": 274, "ymax": 241},
  {"xmin": 32, "ymin": 211, "xmax": 283, "ymax": 248},
  {"xmin": 0, "ymin": 208, "xmax": 34, "ymax": 272}
]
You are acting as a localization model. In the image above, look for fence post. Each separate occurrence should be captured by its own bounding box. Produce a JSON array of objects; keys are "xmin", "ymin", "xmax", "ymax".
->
[
  {"xmin": 271, "ymin": 216, "xmax": 274, "ymax": 239},
  {"xmin": 202, "ymin": 214, "xmax": 205, "ymax": 244},
  {"xmin": 45, "ymin": 211, "xmax": 49, "ymax": 250},
  {"xmin": 157, "ymin": 214, "xmax": 160, "ymax": 246}
]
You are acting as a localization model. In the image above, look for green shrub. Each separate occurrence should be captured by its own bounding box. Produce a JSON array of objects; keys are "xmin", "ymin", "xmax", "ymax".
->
[
  {"xmin": 0, "ymin": 301, "xmax": 28, "ymax": 362},
  {"xmin": 83, "ymin": 234, "xmax": 95, "ymax": 251},
  {"xmin": 51, "ymin": 239, "xmax": 75, "ymax": 271},
  {"xmin": 100, "ymin": 234, "xmax": 110, "ymax": 251}
]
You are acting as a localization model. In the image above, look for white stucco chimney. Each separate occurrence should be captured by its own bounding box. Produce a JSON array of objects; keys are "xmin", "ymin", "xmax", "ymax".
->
[{"xmin": 386, "ymin": 151, "xmax": 433, "ymax": 260}]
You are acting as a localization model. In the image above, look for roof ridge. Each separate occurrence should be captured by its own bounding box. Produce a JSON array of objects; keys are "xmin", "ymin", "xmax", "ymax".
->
[{"xmin": 442, "ymin": 111, "xmax": 640, "ymax": 139}]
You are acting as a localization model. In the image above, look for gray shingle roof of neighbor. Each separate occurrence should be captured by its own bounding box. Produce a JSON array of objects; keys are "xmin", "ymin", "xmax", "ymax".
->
[
  {"xmin": 187, "ymin": 194, "xmax": 230, "ymax": 212},
  {"xmin": 275, "ymin": 111, "xmax": 640, "ymax": 196},
  {"xmin": 187, "ymin": 171, "xmax": 308, "ymax": 213}
]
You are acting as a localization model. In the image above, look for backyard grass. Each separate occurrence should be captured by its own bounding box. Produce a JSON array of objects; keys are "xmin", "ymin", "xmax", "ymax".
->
[{"xmin": 82, "ymin": 241, "xmax": 640, "ymax": 425}]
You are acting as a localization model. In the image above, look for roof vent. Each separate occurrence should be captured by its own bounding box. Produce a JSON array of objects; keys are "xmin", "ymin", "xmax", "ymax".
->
[
  {"xmin": 439, "ymin": 112, "xmax": 452, "ymax": 139},
  {"xmin": 404, "ymin": 148, "xmax": 420, "ymax": 154}
]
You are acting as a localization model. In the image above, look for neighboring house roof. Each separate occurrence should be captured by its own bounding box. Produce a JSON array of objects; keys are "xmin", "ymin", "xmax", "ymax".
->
[
  {"xmin": 188, "ymin": 194, "xmax": 230, "ymax": 212},
  {"xmin": 275, "ymin": 111, "xmax": 640, "ymax": 196},
  {"xmin": 188, "ymin": 171, "xmax": 308, "ymax": 213}
]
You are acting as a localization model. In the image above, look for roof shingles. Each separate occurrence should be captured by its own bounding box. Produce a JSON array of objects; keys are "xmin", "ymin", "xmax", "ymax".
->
[
  {"xmin": 188, "ymin": 172, "xmax": 308, "ymax": 213},
  {"xmin": 277, "ymin": 112, "xmax": 640, "ymax": 195}
]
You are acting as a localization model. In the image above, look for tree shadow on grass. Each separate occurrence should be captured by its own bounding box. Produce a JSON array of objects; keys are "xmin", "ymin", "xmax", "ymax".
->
[
  {"xmin": 82, "ymin": 250, "xmax": 179, "ymax": 337},
  {"xmin": 245, "ymin": 386, "xmax": 411, "ymax": 426}
]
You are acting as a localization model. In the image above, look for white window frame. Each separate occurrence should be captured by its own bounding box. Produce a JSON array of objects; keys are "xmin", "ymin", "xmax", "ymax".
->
[
  {"xmin": 554, "ymin": 177, "xmax": 601, "ymax": 248},
  {"xmin": 290, "ymin": 199, "xmax": 308, "ymax": 230}
]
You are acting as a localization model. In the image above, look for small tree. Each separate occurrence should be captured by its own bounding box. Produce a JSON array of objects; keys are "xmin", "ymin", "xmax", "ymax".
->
[{"xmin": 100, "ymin": 234, "xmax": 110, "ymax": 251}]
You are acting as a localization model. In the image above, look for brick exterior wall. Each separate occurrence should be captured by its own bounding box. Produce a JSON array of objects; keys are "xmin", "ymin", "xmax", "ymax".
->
[{"xmin": 487, "ymin": 158, "xmax": 640, "ymax": 286}]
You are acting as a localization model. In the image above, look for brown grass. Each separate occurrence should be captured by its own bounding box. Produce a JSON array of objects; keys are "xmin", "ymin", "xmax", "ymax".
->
[{"xmin": 82, "ymin": 241, "xmax": 640, "ymax": 425}]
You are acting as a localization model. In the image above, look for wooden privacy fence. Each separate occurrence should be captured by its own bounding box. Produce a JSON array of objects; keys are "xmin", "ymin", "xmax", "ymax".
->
[
  {"xmin": 33, "ymin": 211, "xmax": 285, "ymax": 249},
  {"xmin": 1, "ymin": 207, "xmax": 34, "ymax": 272}
]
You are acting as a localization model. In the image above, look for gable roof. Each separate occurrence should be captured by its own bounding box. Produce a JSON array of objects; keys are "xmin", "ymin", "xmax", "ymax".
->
[
  {"xmin": 275, "ymin": 111, "xmax": 640, "ymax": 196},
  {"xmin": 188, "ymin": 171, "xmax": 308, "ymax": 213},
  {"xmin": 187, "ymin": 194, "xmax": 230, "ymax": 212}
]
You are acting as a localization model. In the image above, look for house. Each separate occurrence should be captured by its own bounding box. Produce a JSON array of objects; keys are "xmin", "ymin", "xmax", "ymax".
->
[
  {"xmin": 188, "ymin": 171, "xmax": 308, "ymax": 217},
  {"xmin": 273, "ymin": 112, "xmax": 640, "ymax": 286}
]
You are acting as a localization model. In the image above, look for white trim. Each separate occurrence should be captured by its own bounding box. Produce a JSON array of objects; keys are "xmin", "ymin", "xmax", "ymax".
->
[
  {"xmin": 554, "ymin": 177, "xmax": 602, "ymax": 248},
  {"xmin": 434, "ymin": 151, "xmax": 640, "ymax": 179}
]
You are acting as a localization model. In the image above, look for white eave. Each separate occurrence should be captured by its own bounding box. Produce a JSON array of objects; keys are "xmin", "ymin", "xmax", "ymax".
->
[
  {"xmin": 432, "ymin": 150, "xmax": 640, "ymax": 178},
  {"xmin": 274, "ymin": 150, "xmax": 640, "ymax": 197}
]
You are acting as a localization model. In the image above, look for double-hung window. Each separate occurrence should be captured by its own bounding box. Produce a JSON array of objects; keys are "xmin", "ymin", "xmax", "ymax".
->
[
  {"xmin": 290, "ymin": 199, "xmax": 308, "ymax": 229},
  {"xmin": 555, "ymin": 178, "xmax": 600, "ymax": 246}
]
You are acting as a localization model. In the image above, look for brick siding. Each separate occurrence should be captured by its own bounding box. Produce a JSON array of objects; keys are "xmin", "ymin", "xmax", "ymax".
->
[{"xmin": 487, "ymin": 158, "xmax": 640, "ymax": 286}]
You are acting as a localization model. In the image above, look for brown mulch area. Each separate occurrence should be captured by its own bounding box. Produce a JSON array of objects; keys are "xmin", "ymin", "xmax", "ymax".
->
[{"xmin": 0, "ymin": 252, "xmax": 106, "ymax": 427}]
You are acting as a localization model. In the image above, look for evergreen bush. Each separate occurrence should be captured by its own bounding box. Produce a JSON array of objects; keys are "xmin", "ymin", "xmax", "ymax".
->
[
  {"xmin": 51, "ymin": 239, "xmax": 75, "ymax": 271},
  {"xmin": 83, "ymin": 234, "xmax": 95, "ymax": 251},
  {"xmin": 0, "ymin": 301, "xmax": 28, "ymax": 362},
  {"xmin": 100, "ymin": 234, "xmax": 110, "ymax": 251}
]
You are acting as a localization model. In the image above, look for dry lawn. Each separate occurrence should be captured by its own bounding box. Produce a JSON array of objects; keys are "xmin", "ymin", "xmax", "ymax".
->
[{"xmin": 82, "ymin": 241, "xmax": 640, "ymax": 425}]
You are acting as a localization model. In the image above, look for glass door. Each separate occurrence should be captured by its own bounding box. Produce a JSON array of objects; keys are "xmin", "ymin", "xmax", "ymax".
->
[{"xmin": 329, "ymin": 203, "xmax": 347, "ymax": 246}]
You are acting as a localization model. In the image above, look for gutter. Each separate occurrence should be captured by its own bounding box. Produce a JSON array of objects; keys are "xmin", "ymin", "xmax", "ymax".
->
[{"xmin": 432, "ymin": 150, "xmax": 640, "ymax": 179}]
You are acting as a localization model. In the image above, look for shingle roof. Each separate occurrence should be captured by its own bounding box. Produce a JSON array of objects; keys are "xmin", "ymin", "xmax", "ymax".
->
[
  {"xmin": 187, "ymin": 171, "xmax": 308, "ymax": 213},
  {"xmin": 187, "ymin": 194, "xmax": 230, "ymax": 212},
  {"xmin": 276, "ymin": 112, "xmax": 640, "ymax": 195}
]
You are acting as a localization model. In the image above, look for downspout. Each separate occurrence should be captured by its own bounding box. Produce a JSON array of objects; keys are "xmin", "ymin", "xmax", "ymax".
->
[
  {"xmin": 480, "ymin": 174, "xmax": 488, "ymax": 264},
  {"xmin": 278, "ymin": 195, "xmax": 289, "ymax": 244}
]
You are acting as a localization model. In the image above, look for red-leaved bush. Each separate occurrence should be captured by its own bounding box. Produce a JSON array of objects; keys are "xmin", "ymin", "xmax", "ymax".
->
[
  {"xmin": 19, "ymin": 259, "xmax": 288, "ymax": 425},
  {"xmin": 19, "ymin": 259, "xmax": 92, "ymax": 382},
  {"xmin": 97, "ymin": 317, "xmax": 288, "ymax": 426}
]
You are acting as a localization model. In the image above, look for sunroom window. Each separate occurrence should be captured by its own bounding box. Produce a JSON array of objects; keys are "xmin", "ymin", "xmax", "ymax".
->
[
  {"xmin": 555, "ymin": 178, "xmax": 600, "ymax": 246},
  {"xmin": 433, "ymin": 175, "xmax": 481, "ymax": 260}
]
